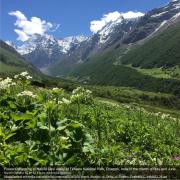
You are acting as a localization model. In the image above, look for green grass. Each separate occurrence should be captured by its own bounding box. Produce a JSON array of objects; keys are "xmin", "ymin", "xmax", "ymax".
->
[
  {"xmin": 0, "ymin": 47, "xmax": 27, "ymax": 67},
  {"xmin": 136, "ymin": 68, "xmax": 176, "ymax": 79},
  {"xmin": 70, "ymin": 53, "xmax": 180, "ymax": 97},
  {"xmin": 96, "ymin": 97, "xmax": 180, "ymax": 117},
  {"xmin": 0, "ymin": 75, "xmax": 179, "ymax": 167},
  {"xmin": 47, "ymin": 24, "xmax": 180, "ymax": 100},
  {"xmin": 0, "ymin": 45, "xmax": 42, "ymax": 81},
  {"xmin": 87, "ymin": 85, "xmax": 180, "ymax": 110},
  {"xmin": 120, "ymin": 25, "xmax": 180, "ymax": 68},
  {"xmin": 124, "ymin": 65, "xmax": 180, "ymax": 80},
  {"xmin": 0, "ymin": 41, "xmax": 80, "ymax": 88},
  {"xmin": 0, "ymin": 62, "xmax": 27, "ymax": 74}
]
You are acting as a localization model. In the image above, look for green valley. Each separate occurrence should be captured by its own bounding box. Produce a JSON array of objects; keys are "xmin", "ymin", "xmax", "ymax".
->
[{"xmin": 1, "ymin": 0, "xmax": 180, "ymax": 176}]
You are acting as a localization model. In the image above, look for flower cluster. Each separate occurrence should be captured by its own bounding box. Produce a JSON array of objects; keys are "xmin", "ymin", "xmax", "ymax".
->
[
  {"xmin": 172, "ymin": 156, "xmax": 180, "ymax": 161},
  {"xmin": 58, "ymin": 98, "xmax": 71, "ymax": 105},
  {"xmin": 71, "ymin": 87, "xmax": 93, "ymax": 104},
  {"xmin": 52, "ymin": 87, "xmax": 59, "ymax": 91},
  {"xmin": 72, "ymin": 87, "xmax": 92, "ymax": 95},
  {"xmin": 0, "ymin": 77, "xmax": 16, "ymax": 90},
  {"xmin": 121, "ymin": 104, "xmax": 177, "ymax": 121},
  {"xmin": 52, "ymin": 87, "xmax": 64, "ymax": 95},
  {"xmin": 14, "ymin": 71, "xmax": 32, "ymax": 80},
  {"xmin": 17, "ymin": 90, "xmax": 37, "ymax": 98},
  {"xmin": 139, "ymin": 106, "xmax": 176, "ymax": 121},
  {"xmin": 153, "ymin": 112, "xmax": 176, "ymax": 120},
  {"xmin": 123, "ymin": 104, "xmax": 131, "ymax": 109}
]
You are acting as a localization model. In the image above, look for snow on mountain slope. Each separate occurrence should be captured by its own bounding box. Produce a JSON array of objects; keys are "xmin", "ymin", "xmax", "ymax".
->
[
  {"xmin": 98, "ymin": 16, "xmax": 124, "ymax": 44},
  {"xmin": 150, "ymin": 1, "xmax": 180, "ymax": 34},
  {"xmin": 14, "ymin": 34, "xmax": 88, "ymax": 55},
  {"xmin": 151, "ymin": 11, "xmax": 169, "ymax": 18},
  {"xmin": 10, "ymin": 34, "xmax": 88, "ymax": 68},
  {"xmin": 58, "ymin": 35, "xmax": 88, "ymax": 53},
  {"xmin": 7, "ymin": 0, "xmax": 180, "ymax": 72},
  {"xmin": 97, "ymin": 12, "xmax": 144, "ymax": 44},
  {"xmin": 13, "ymin": 34, "xmax": 58, "ymax": 55}
]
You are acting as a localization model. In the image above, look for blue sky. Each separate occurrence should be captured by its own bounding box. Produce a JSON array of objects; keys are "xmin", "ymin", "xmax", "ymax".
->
[{"xmin": 1, "ymin": 0, "xmax": 170, "ymax": 43}]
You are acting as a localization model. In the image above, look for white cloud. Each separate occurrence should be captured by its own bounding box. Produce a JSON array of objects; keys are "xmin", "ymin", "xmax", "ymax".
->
[
  {"xmin": 14, "ymin": 29, "xmax": 30, "ymax": 42},
  {"xmin": 9, "ymin": 10, "xmax": 59, "ymax": 41},
  {"xmin": 90, "ymin": 11, "xmax": 144, "ymax": 33},
  {"xmin": 9, "ymin": 11, "xmax": 27, "ymax": 21},
  {"xmin": 122, "ymin": 11, "xmax": 144, "ymax": 19},
  {"xmin": 90, "ymin": 11, "xmax": 122, "ymax": 33}
]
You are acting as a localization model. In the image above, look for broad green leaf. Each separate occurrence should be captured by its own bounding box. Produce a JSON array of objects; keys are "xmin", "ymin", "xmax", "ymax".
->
[
  {"xmin": 4, "ymin": 132, "xmax": 16, "ymax": 141},
  {"xmin": 11, "ymin": 113, "xmax": 33, "ymax": 121},
  {"xmin": 8, "ymin": 101, "xmax": 16, "ymax": 109}
]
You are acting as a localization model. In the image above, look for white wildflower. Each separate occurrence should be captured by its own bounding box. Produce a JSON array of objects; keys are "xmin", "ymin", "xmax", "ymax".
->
[
  {"xmin": 17, "ymin": 91, "xmax": 37, "ymax": 98},
  {"xmin": 52, "ymin": 87, "xmax": 64, "ymax": 95},
  {"xmin": 123, "ymin": 104, "xmax": 131, "ymax": 109},
  {"xmin": 52, "ymin": 87, "xmax": 59, "ymax": 91},
  {"xmin": 72, "ymin": 87, "xmax": 92, "ymax": 96},
  {"xmin": 86, "ymin": 89, "xmax": 92, "ymax": 94},
  {"xmin": 11, "ymin": 82, "xmax": 16, "ymax": 86},
  {"xmin": 14, "ymin": 71, "xmax": 32, "ymax": 80},
  {"xmin": 71, "ymin": 87, "xmax": 93, "ymax": 104},
  {"xmin": 161, "ymin": 113, "xmax": 170, "ymax": 119},
  {"xmin": 58, "ymin": 101, "xmax": 63, "ymax": 104},
  {"xmin": 20, "ymin": 71, "xmax": 29, "ymax": 77},
  {"xmin": 26, "ymin": 75, "xmax": 32, "ymax": 80},
  {"xmin": 60, "ymin": 136, "xmax": 69, "ymax": 142},
  {"xmin": 172, "ymin": 117, "xmax": 177, "ymax": 121},
  {"xmin": 0, "ymin": 77, "xmax": 15, "ymax": 89},
  {"xmin": 70, "ymin": 93, "xmax": 81, "ymax": 102},
  {"xmin": 14, "ymin": 75, "xmax": 19, "ymax": 79},
  {"xmin": 62, "ymin": 98, "xmax": 71, "ymax": 105},
  {"xmin": 72, "ymin": 87, "xmax": 82, "ymax": 94}
]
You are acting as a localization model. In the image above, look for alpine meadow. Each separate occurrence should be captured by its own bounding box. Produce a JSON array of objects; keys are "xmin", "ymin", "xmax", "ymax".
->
[{"xmin": 0, "ymin": 0, "xmax": 180, "ymax": 178}]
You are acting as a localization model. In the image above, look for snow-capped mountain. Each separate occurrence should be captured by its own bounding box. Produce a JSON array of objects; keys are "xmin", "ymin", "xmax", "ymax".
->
[
  {"xmin": 47, "ymin": 0, "xmax": 180, "ymax": 76},
  {"xmin": 51, "ymin": 13, "xmax": 144, "ymax": 64},
  {"xmin": 9, "ymin": 11, "xmax": 144, "ymax": 69},
  {"xmin": 11, "ymin": 34, "xmax": 88, "ymax": 68},
  {"xmin": 97, "ymin": 12, "xmax": 144, "ymax": 45},
  {"xmin": 17, "ymin": 34, "xmax": 59, "ymax": 55},
  {"xmin": 98, "ymin": 0, "xmax": 180, "ymax": 46},
  {"xmin": 122, "ymin": 0, "xmax": 180, "ymax": 43},
  {"xmin": 16, "ymin": 34, "xmax": 88, "ymax": 55},
  {"xmin": 58, "ymin": 35, "xmax": 88, "ymax": 53},
  {"xmin": 8, "ymin": 0, "xmax": 180, "ymax": 72}
]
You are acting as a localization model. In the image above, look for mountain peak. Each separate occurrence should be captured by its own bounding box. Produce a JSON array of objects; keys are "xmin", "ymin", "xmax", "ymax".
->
[
  {"xmin": 11, "ymin": 34, "xmax": 88, "ymax": 55},
  {"xmin": 171, "ymin": 0, "xmax": 179, "ymax": 2},
  {"xmin": 97, "ymin": 12, "xmax": 143, "ymax": 44},
  {"xmin": 58, "ymin": 35, "xmax": 88, "ymax": 53}
]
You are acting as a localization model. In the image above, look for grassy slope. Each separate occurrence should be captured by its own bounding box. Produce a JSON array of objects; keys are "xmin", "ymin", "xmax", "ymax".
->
[
  {"xmin": 1, "ymin": 82, "xmax": 180, "ymax": 167},
  {"xmin": 70, "ymin": 48, "xmax": 180, "ymax": 97},
  {"xmin": 0, "ymin": 42, "xmax": 42, "ymax": 80},
  {"xmin": 0, "ymin": 41, "xmax": 76, "ymax": 89},
  {"xmin": 1, "ymin": 44, "xmax": 178, "ymax": 110},
  {"xmin": 48, "ymin": 45, "xmax": 127, "ymax": 77},
  {"xmin": 97, "ymin": 97, "xmax": 180, "ymax": 117},
  {"xmin": 123, "ymin": 65, "xmax": 180, "ymax": 80},
  {"xmin": 67, "ymin": 24, "xmax": 180, "ymax": 97},
  {"xmin": 120, "ymin": 24, "xmax": 180, "ymax": 68}
]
